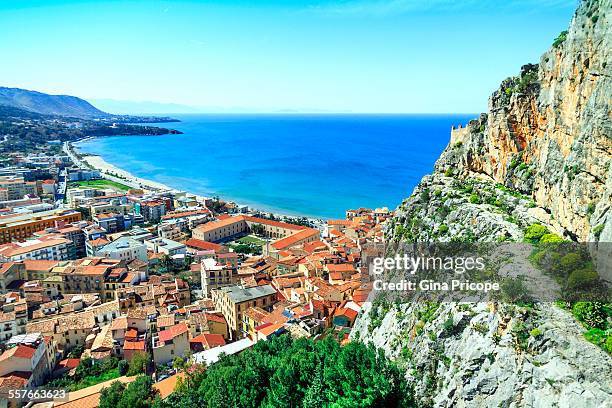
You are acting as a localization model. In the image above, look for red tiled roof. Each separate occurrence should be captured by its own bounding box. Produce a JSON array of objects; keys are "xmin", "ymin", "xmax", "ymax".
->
[
  {"xmin": 204, "ymin": 313, "xmax": 226, "ymax": 324},
  {"xmin": 190, "ymin": 333, "xmax": 226, "ymax": 348},
  {"xmin": 185, "ymin": 239, "xmax": 224, "ymax": 252},
  {"xmin": 326, "ymin": 263, "xmax": 356, "ymax": 273},
  {"xmin": 123, "ymin": 340, "xmax": 145, "ymax": 350},
  {"xmin": 59, "ymin": 358, "xmax": 81, "ymax": 369},
  {"xmin": 158, "ymin": 322, "xmax": 188, "ymax": 343},
  {"xmin": 271, "ymin": 228, "xmax": 319, "ymax": 250}
]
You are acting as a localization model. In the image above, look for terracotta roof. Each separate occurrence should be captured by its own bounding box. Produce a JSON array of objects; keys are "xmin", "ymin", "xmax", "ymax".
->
[
  {"xmin": 185, "ymin": 238, "xmax": 224, "ymax": 251},
  {"xmin": 203, "ymin": 313, "xmax": 226, "ymax": 324},
  {"xmin": 0, "ymin": 262, "xmax": 17, "ymax": 275},
  {"xmin": 190, "ymin": 333, "xmax": 226, "ymax": 348},
  {"xmin": 22, "ymin": 259, "xmax": 61, "ymax": 271},
  {"xmin": 326, "ymin": 263, "xmax": 356, "ymax": 273},
  {"xmin": 0, "ymin": 345, "xmax": 36, "ymax": 361},
  {"xmin": 334, "ymin": 307, "xmax": 358, "ymax": 320},
  {"xmin": 157, "ymin": 314, "xmax": 175, "ymax": 328},
  {"xmin": 244, "ymin": 307, "xmax": 271, "ymax": 323},
  {"xmin": 0, "ymin": 375, "xmax": 29, "ymax": 393},
  {"xmin": 0, "ymin": 238, "xmax": 70, "ymax": 257},
  {"xmin": 59, "ymin": 358, "xmax": 81, "ymax": 369},
  {"xmin": 327, "ymin": 220, "xmax": 353, "ymax": 226},
  {"xmin": 153, "ymin": 372, "xmax": 185, "ymax": 399},
  {"xmin": 256, "ymin": 322, "xmax": 284, "ymax": 337},
  {"xmin": 244, "ymin": 216, "xmax": 306, "ymax": 231},
  {"xmin": 271, "ymin": 228, "xmax": 319, "ymax": 250},
  {"xmin": 158, "ymin": 322, "xmax": 188, "ymax": 343},
  {"xmin": 123, "ymin": 340, "xmax": 145, "ymax": 350},
  {"xmin": 89, "ymin": 237, "xmax": 110, "ymax": 246}
]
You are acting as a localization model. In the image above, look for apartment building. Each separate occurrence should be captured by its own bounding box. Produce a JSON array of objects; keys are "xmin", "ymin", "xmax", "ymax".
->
[
  {"xmin": 200, "ymin": 258, "xmax": 236, "ymax": 298},
  {"xmin": 0, "ymin": 176, "xmax": 37, "ymax": 200},
  {"xmin": 0, "ymin": 236, "xmax": 72, "ymax": 262},
  {"xmin": 212, "ymin": 284, "xmax": 277, "ymax": 339},
  {"xmin": 0, "ymin": 209, "xmax": 81, "ymax": 244}
]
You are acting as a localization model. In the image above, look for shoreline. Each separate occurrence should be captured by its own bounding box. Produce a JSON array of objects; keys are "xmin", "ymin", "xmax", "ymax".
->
[{"xmin": 68, "ymin": 139, "xmax": 327, "ymax": 224}]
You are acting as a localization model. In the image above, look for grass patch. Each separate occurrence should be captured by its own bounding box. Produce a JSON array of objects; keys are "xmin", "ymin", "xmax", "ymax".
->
[
  {"xmin": 46, "ymin": 367, "xmax": 120, "ymax": 392},
  {"xmin": 237, "ymin": 235, "xmax": 266, "ymax": 245},
  {"xmin": 69, "ymin": 179, "xmax": 131, "ymax": 191}
]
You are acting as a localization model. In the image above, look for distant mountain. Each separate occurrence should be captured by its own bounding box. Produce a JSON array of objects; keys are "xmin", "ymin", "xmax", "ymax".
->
[
  {"xmin": 0, "ymin": 87, "xmax": 108, "ymax": 118},
  {"xmin": 89, "ymin": 98, "xmax": 204, "ymax": 115}
]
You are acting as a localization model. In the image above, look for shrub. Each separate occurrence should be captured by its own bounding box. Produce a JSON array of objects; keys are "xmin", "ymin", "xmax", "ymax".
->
[
  {"xmin": 454, "ymin": 141, "xmax": 463, "ymax": 148},
  {"xmin": 469, "ymin": 193, "xmax": 481, "ymax": 204},
  {"xmin": 529, "ymin": 327, "xmax": 543, "ymax": 338},
  {"xmin": 539, "ymin": 233, "xmax": 563, "ymax": 243},
  {"xmin": 420, "ymin": 188, "xmax": 430, "ymax": 202},
  {"xmin": 606, "ymin": 335, "xmax": 612, "ymax": 355},
  {"xmin": 593, "ymin": 224, "xmax": 605, "ymax": 238},
  {"xmin": 501, "ymin": 277, "xmax": 530, "ymax": 303},
  {"xmin": 443, "ymin": 317, "xmax": 454, "ymax": 332},
  {"xmin": 572, "ymin": 302, "xmax": 607, "ymax": 329},
  {"xmin": 472, "ymin": 323, "xmax": 488, "ymax": 335},
  {"xmin": 118, "ymin": 360, "xmax": 129, "ymax": 376},
  {"xmin": 552, "ymin": 30, "xmax": 568, "ymax": 48},
  {"xmin": 567, "ymin": 268, "xmax": 599, "ymax": 290},
  {"xmin": 438, "ymin": 224, "xmax": 449, "ymax": 235},
  {"xmin": 559, "ymin": 252, "xmax": 584, "ymax": 275},
  {"xmin": 524, "ymin": 223, "xmax": 549, "ymax": 243},
  {"xmin": 587, "ymin": 202, "xmax": 596, "ymax": 215}
]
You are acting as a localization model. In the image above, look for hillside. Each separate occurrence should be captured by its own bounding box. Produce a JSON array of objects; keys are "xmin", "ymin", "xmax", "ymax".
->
[
  {"xmin": 351, "ymin": 0, "xmax": 611, "ymax": 406},
  {"xmin": 0, "ymin": 86, "xmax": 108, "ymax": 118}
]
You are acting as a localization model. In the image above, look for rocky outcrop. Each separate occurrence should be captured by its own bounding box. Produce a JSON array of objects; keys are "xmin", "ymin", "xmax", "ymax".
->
[
  {"xmin": 435, "ymin": 0, "xmax": 611, "ymax": 242},
  {"xmin": 351, "ymin": 1, "xmax": 612, "ymax": 406},
  {"xmin": 352, "ymin": 301, "xmax": 612, "ymax": 408}
]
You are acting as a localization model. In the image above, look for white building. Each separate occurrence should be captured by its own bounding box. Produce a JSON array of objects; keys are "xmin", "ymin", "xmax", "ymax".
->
[{"xmin": 96, "ymin": 237, "xmax": 147, "ymax": 262}]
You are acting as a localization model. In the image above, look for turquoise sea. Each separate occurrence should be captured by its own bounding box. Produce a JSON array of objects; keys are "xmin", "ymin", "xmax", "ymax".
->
[{"xmin": 76, "ymin": 114, "xmax": 475, "ymax": 219}]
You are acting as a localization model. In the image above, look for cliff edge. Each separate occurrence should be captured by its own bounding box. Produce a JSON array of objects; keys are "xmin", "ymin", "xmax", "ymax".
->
[{"xmin": 351, "ymin": 1, "xmax": 612, "ymax": 406}]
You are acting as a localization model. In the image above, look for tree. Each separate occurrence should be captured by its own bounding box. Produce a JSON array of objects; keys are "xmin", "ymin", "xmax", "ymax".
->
[
  {"xmin": 172, "ymin": 356, "xmax": 186, "ymax": 371},
  {"xmin": 118, "ymin": 376, "xmax": 158, "ymax": 408},
  {"xmin": 118, "ymin": 360, "xmax": 129, "ymax": 376},
  {"xmin": 128, "ymin": 352, "xmax": 150, "ymax": 376},
  {"xmin": 250, "ymin": 223, "xmax": 266, "ymax": 237},
  {"xmin": 164, "ymin": 334, "xmax": 411, "ymax": 407},
  {"xmin": 99, "ymin": 381, "xmax": 126, "ymax": 408}
]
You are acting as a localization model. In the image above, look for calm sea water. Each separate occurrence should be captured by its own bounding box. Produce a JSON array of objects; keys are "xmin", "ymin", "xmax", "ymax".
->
[{"xmin": 76, "ymin": 114, "xmax": 475, "ymax": 218}]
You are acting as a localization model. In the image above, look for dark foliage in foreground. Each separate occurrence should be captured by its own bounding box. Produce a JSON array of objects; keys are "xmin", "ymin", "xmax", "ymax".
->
[{"xmin": 101, "ymin": 334, "xmax": 413, "ymax": 408}]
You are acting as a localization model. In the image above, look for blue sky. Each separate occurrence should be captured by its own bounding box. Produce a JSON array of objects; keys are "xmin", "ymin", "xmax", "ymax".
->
[{"xmin": 0, "ymin": 0, "xmax": 577, "ymax": 113}]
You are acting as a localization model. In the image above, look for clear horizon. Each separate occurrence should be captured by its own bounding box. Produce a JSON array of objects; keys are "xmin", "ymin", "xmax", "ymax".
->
[{"xmin": 1, "ymin": 0, "xmax": 577, "ymax": 113}]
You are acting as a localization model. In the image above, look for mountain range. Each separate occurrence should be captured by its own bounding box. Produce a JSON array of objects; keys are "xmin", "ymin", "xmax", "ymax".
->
[{"xmin": 0, "ymin": 86, "xmax": 108, "ymax": 118}]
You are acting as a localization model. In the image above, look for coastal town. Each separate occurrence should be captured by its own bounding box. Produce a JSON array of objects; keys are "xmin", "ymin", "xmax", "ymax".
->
[{"xmin": 0, "ymin": 143, "xmax": 392, "ymax": 407}]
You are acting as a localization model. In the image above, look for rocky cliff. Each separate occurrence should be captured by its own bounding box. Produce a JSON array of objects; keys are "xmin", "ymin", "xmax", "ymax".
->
[{"xmin": 351, "ymin": 1, "xmax": 612, "ymax": 406}]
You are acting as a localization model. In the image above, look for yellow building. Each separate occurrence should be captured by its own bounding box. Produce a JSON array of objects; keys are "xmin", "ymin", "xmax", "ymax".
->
[
  {"xmin": 211, "ymin": 284, "xmax": 277, "ymax": 339},
  {"xmin": 0, "ymin": 209, "xmax": 81, "ymax": 244}
]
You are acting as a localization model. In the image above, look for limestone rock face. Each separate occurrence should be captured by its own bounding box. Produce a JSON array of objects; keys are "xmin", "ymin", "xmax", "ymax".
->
[
  {"xmin": 351, "ymin": 302, "xmax": 612, "ymax": 408},
  {"xmin": 351, "ymin": 1, "xmax": 612, "ymax": 406},
  {"xmin": 434, "ymin": 0, "xmax": 611, "ymax": 242}
]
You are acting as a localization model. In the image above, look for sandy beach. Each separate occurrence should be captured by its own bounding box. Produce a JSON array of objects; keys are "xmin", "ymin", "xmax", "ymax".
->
[{"xmin": 81, "ymin": 154, "xmax": 174, "ymax": 192}]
